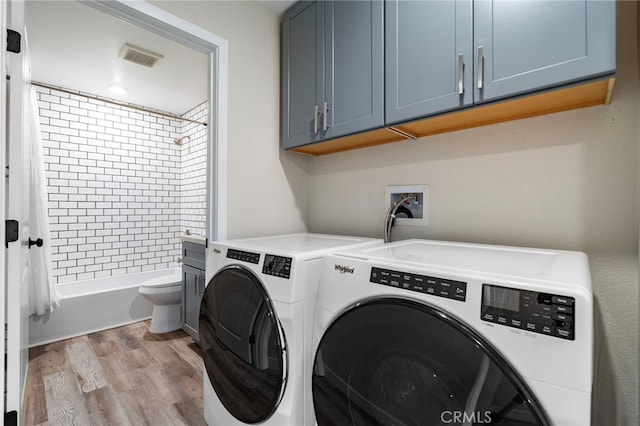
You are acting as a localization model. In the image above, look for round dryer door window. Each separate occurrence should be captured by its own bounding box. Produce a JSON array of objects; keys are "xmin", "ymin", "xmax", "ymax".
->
[
  {"xmin": 200, "ymin": 265, "xmax": 287, "ymax": 424},
  {"xmin": 312, "ymin": 299, "xmax": 549, "ymax": 426}
]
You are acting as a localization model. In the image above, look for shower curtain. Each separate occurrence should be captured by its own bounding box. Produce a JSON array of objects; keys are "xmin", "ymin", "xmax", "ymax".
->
[{"xmin": 28, "ymin": 86, "xmax": 59, "ymax": 315}]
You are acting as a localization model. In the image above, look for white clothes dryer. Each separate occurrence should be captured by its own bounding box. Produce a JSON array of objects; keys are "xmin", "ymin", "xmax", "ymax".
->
[
  {"xmin": 311, "ymin": 239, "xmax": 593, "ymax": 426},
  {"xmin": 200, "ymin": 233, "xmax": 382, "ymax": 425}
]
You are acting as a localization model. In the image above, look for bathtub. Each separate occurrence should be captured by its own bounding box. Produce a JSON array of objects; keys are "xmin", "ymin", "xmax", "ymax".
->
[{"xmin": 29, "ymin": 268, "xmax": 181, "ymax": 347}]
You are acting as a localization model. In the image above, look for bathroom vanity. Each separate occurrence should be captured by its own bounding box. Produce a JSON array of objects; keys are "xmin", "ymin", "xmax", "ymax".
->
[{"xmin": 181, "ymin": 236, "xmax": 206, "ymax": 341}]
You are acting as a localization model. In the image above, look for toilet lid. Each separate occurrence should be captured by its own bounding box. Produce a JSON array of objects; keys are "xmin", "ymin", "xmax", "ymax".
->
[{"xmin": 141, "ymin": 273, "xmax": 182, "ymax": 288}]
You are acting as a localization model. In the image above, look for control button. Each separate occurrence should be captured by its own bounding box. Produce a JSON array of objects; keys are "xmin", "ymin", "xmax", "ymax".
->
[
  {"xmin": 510, "ymin": 319, "xmax": 522, "ymax": 328},
  {"xmin": 555, "ymin": 327, "xmax": 574, "ymax": 340},
  {"xmin": 390, "ymin": 280, "xmax": 400, "ymax": 287},
  {"xmin": 541, "ymin": 324, "xmax": 555, "ymax": 335},
  {"xmin": 552, "ymin": 295, "xmax": 574, "ymax": 306},
  {"xmin": 482, "ymin": 313, "xmax": 494, "ymax": 321},
  {"xmin": 440, "ymin": 281, "xmax": 451, "ymax": 288},
  {"xmin": 380, "ymin": 271, "xmax": 390, "ymax": 277},
  {"xmin": 541, "ymin": 305, "xmax": 553, "ymax": 313},
  {"xmin": 525, "ymin": 322, "xmax": 538, "ymax": 332},
  {"xmin": 538, "ymin": 293, "xmax": 552, "ymax": 304},
  {"xmin": 426, "ymin": 286, "xmax": 436, "ymax": 294},
  {"xmin": 411, "ymin": 284, "xmax": 425, "ymax": 293},
  {"xmin": 497, "ymin": 316, "xmax": 507, "ymax": 324},
  {"xmin": 552, "ymin": 313, "xmax": 573, "ymax": 322},
  {"xmin": 439, "ymin": 289, "xmax": 451, "ymax": 298},
  {"xmin": 556, "ymin": 305, "xmax": 573, "ymax": 314}
]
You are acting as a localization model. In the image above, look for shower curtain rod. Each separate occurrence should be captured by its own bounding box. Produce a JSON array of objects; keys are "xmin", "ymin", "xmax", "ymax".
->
[{"xmin": 31, "ymin": 81, "xmax": 207, "ymax": 127}]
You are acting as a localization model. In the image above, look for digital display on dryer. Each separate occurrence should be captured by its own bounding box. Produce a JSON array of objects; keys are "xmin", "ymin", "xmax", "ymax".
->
[{"xmin": 483, "ymin": 286, "xmax": 519, "ymax": 312}]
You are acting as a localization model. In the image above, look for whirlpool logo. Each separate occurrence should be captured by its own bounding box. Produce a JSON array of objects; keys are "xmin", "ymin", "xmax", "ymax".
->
[{"xmin": 334, "ymin": 264, "xmax": 354, "ymax": 274}]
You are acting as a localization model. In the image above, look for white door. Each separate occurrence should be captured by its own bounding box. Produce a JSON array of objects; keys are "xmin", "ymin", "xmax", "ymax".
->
[{"xmin": 5, "ymin": 0, "xmax": 32, "ymax": 422}]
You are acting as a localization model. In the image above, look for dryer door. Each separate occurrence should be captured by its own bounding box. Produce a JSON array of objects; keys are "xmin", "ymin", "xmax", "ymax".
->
[
  {"xmin": 312, "ymin": 299, "xmax": 549, "ymax": 425},
  {"xmin": 200, "ymin": 265, "xmax": 287, "ymax": 424}
]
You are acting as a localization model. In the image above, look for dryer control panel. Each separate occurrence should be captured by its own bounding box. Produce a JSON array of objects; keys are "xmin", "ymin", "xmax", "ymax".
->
[
  {"xmin": 481, "ymin": 284, "xmax": 575, "ymax": 340},
  {"xmin": 263, "ymin": 254, "xmax": 292, "ymax": 279},
  {"xmin": 227, "ymin": 248, "xmax": 260, "ymax": 264},
  {"xmin": 370, "ymin": 267, "xmax": 466, "ymax": 302}
]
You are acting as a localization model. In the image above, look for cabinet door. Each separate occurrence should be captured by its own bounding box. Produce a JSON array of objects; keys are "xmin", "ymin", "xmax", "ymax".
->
[
  {"xmin": 323, "ymin": 0, "xmax": 384, "ymax": 139},
  {"xmin": 282, "ymin": 1, "xmax": 324, "ymax": 149},
  {"xmin": 474, "ymin": 0, "xmax": 616, "ymax": 104},
  {"xmin": 183, "ymin": 264, "xmax": 203, "ymax": 337},
  {"xmin": 385, "ymin": 0, "xmax": 473, "ymax": 125}
]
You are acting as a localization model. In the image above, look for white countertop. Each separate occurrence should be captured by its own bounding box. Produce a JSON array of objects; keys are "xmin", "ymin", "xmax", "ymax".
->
[{"xmin": 181, "ymin": 235, "xmax": 206, "ymax": 245}]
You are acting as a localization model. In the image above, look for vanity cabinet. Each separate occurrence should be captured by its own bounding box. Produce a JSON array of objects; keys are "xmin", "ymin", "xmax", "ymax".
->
[
  {"xmin": 386, "ymin": 0, "xmax": 617, "ymax": 124},
  {"xmin": 282, "ymin": 0, "xmax": 384, "ymax": 149},
  {"xmin": 182, "ymin": 241, "xmax": 205, "ymax": 341}
]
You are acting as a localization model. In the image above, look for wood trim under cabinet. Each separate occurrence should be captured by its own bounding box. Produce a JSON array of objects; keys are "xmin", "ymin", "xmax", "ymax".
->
[{"xmin": 290, "ymin": 78, "xmax": 614, "ymax": 156}]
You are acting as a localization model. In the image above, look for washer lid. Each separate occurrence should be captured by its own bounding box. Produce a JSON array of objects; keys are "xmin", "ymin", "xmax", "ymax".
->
[
  {"xmin": 312, "ymin": 299, "xmax": 549, "ymax": 425},
  {"xmin": 227, "ymin": 233, "xmax": 381, "ymax": 257},
  {"xmin": 199, "ymin": 265, "xmax": 287, "ymax": 424}
]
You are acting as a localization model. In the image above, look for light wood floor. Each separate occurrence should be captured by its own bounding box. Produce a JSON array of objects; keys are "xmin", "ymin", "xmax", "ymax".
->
[{"xmin": 25, "ymin": 320, "xmax": 206, "ymax": 426}]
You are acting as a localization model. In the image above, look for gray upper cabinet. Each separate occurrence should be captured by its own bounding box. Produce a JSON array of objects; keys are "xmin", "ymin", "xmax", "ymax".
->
[
  {"xmin": 282, "ymin": 0, "xmax": 384, "ymax": 149},
  {"xmin": 386, "ymin": 0, "xmax": 473, "ymax": 125},
  {"xmin": 386, "ymin": 0, "xmax": 616, "ymax": 124},
  {"xmin": 474, "ymin": 0, "xmax": 617, "ymax": 104}
]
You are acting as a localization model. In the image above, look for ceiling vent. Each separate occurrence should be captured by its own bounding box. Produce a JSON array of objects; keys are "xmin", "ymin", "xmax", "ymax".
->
[{"xmin": 118, "ymin": 43, "xmax": 163, "ymax": 68}]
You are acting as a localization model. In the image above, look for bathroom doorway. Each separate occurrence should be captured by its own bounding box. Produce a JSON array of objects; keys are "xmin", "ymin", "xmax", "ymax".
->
[{"xmin": 3, "ymin": 1, "xmax": 228, "ymax": 422}]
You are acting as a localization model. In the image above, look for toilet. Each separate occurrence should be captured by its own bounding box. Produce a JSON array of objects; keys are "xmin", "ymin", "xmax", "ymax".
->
[{"xmin": 138, "ymin": 269, "xmax": 183, "ymax": 333}]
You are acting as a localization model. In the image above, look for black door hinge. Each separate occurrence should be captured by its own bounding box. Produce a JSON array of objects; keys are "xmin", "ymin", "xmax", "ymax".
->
[
  {"xmin": 4, "ymin": 411, "xmax": 17, "ymax": 426},
  {"xmin": 5, "ymin": 219, "xmax": 19, "ymax": 248},
  {"xmin": 7, "ymin": 29, "xmax": 21, "ymax": 53}
]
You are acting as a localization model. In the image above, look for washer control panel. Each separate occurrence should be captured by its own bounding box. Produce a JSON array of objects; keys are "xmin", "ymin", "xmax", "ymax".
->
[
  {"xmin": 227, "ymin": 248, "xmax": 260, "ymax": 264},
  {"xmin": 370, "ymin": 267, "xmax": 467, "ymax": 302},
  {"xmin": 481, "ymin": 284, "xmax": 575, "ymax": 340},
  {"xmin": 262, "ymin": 254, "xmax": 292, "ymax": 279}
]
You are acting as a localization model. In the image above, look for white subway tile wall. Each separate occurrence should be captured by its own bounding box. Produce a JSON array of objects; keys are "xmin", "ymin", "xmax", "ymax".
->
[
  {"xmin": 180, "ymin": 102, "xmax": 207, "ymax": 236},
  {"xmin": 36, "ymin": 86, "xmax": 207, "ymax": 284}
]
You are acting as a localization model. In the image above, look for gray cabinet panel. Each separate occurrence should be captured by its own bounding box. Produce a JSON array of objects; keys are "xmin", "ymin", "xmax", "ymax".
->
[
  {"xmin": 386, "ymin": 0, "xmax": 473, "ymax": 125},
  {"xmin": 183, "ymin": 264, "xmax": 204, "ymax": 340},
  {"xmin": 324, "ymin": 0, "xmax": 384, "ymax": 139},
  {"xmin": 474, "ymin": 0, "xmax": 616, "ymax": 103},
  {"xmin": 282, "ymin": 1, "xmax": 323, "ymax": 149},
  {"xmin": 282, "ymin": 0, "xmax": 384, "ymax": 149}
]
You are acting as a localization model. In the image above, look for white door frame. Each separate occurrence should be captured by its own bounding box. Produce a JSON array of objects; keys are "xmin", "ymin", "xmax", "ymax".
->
[
  {"xmin": 0, "ymin": 0, "xmax": 8, "ymax": 417},
  {"xmin": 84, "ymin": 0, "xmax": 229, "ymax": 243}
]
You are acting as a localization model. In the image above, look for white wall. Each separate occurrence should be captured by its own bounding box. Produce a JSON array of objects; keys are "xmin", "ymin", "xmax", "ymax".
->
[
  {"xmin": 308, "ymin": 2, "xmax": 639, "ymax": 424},
  {"xmin": 152, "ymin": 0, "xmax": 309, "ymax": 239}
]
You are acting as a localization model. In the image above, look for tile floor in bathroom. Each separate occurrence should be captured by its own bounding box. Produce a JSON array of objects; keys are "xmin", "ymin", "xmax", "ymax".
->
[{"xmin": 25, "ymin": 320, "xmax": 206, "ymax": 425}]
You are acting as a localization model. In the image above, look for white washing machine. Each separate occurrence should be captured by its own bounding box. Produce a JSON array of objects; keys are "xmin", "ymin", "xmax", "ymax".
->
[
  {"xmin": 311, "ymin": 239, "xmax": 593, "ymax": 426},
  {"xmin": 200, "ymin": 233, "xmax": 382, "ymax": 425}
]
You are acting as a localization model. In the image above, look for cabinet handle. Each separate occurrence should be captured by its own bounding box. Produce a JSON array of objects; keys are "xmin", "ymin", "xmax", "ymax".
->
[
  {"xmin": 477, "ymin": 46, "xmax": 484, "ymax": 90},
  {"xmin": 313, "ymin": 105, "xmax": 319, "ymax": 134},
  {"xmin": 458, "ymin": 54, "xmax": 464, "ymax": 95},
  {"xmin": 322, "ymin": 102, "xmax": 329, "ymax": 132}
]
